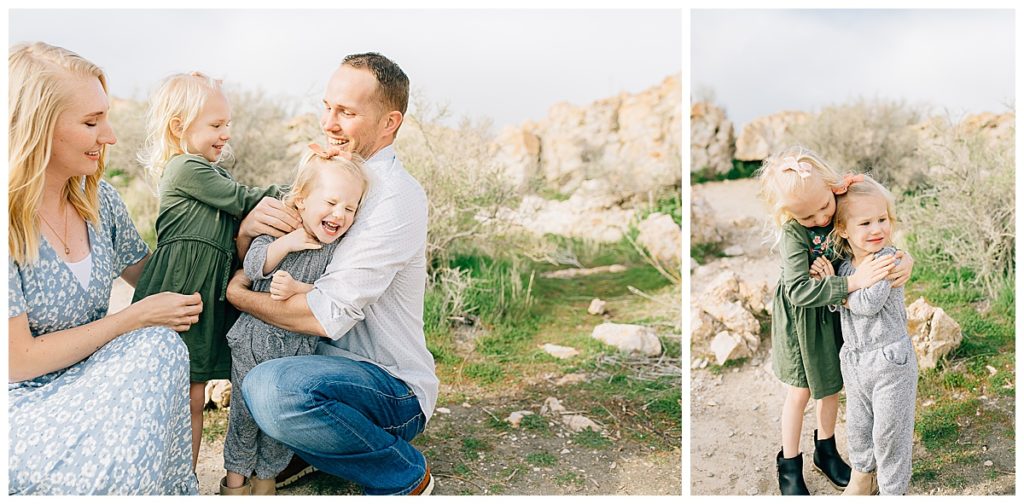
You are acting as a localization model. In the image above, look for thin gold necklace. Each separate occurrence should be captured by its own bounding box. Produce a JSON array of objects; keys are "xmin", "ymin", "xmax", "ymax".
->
[{"xmin": 39, "ymin": 205, "xmax": 71, "ymax": 256}]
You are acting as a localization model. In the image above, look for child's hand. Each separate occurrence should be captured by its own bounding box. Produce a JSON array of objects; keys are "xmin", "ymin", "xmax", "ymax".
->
[
  {"xmin": 847, "ymin": 254, "xmax": 896, "ymax": 291},
  {"xmin": 809, "ymin": 256, "xmax": 835, "ymax": 280},
  {"xmin": 277, "ymin": 227, "xmax": 322, "ymax": 254},
  {"xmin": 888, "ymin": 250, "xmax": 914, "ymax": 288},
  {"xmin": 269, "ymin": 271, "xmax": 314, "ymax": 301}
]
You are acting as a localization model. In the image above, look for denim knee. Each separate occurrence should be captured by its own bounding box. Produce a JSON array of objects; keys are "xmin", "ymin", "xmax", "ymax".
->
[{"xmin": 241, "ymin": 358, "xmax": 307, "ymax": 439}]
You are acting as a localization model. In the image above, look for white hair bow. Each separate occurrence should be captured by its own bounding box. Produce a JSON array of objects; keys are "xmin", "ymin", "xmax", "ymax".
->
[{"xmin": 779, "ymin": 156, "xmax": 812, "ymax": 179}]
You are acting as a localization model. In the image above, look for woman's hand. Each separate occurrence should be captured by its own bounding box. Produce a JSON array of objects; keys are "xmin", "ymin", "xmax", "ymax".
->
[
  {"xmin": 269, "ymin": 271, "xmax": 314, "ymax": 301},
  {"xmin": 888, "ymin": 250, "xmax": 915, "ymax": 288},
  {"xmin": 277, "ymin": 227, "xmax": 322, "ymax": 254},
  {"xmin": 809, "ymin": 256, "xmax": 835, "ymax": 280},
  {"xmin": 847, "ymin": 254, "xmax": 896, "ymax": 292},
  {"xmin": 130, "ymin": 292, "xmax": 203, "ymax": 332}
]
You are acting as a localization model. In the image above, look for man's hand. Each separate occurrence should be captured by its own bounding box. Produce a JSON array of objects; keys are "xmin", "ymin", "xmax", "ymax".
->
[{"xmin": 240, "ymin": 197, "xmax": 301, "ymax": 239}]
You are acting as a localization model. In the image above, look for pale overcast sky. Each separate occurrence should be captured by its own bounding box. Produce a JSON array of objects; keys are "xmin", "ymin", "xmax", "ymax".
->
[
  {"xmin": 692, "ymin": 9, "xmax": 1014, "ymax": 129},
  {"xmin": 9, "ymin": 9, "xmax": 681, "ymax": 130}
]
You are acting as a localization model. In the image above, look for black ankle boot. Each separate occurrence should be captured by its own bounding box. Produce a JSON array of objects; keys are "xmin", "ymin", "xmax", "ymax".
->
[
  {"xmin": 812, "ymin": 429, "xmax": 851, "ymax": 489},
  {"xmin": 776, "ymin": 449, "xmax": 810, "ymax": 495}
]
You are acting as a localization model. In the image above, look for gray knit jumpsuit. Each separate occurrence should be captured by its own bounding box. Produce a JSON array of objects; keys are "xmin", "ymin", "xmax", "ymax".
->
[
  {"xmin": 834, "ymin": 247, "xmax": 918, "ymax": 495},
  {"xmin": 222, "ymin": 234, "xmax": 339, "ymax": 479}
]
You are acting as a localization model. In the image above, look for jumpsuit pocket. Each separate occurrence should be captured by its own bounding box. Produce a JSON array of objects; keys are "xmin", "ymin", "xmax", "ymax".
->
[{"xmin": 881, "ymin": 339, "xmax": 910, "ymax": 366}]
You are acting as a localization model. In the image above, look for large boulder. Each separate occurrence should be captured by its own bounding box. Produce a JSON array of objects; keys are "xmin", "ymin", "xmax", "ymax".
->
[
  {"xmin": 637, "ymin": 212, "xmax": 682, "ymax": 269},
  {"xmin": 905, "ymin": 297, "xmax": 963, "ymax": 369},
  {"xmin": 690, "ymin": 101, "xmax": 735, "ymax": 175},
  {"xmin": 734, "ymin": 111, "xmax": 811, "ymax": 161},
  {"xmin": 591, "ymin": 323, "xmax": 663, "ymax": 356},
  {"xmin": 691, "ymin": 270, "xmax": 768, "ymax": 364},
  {"xmin": 691, "ymin": 193, "xmax": 724, "ymax": 246}
]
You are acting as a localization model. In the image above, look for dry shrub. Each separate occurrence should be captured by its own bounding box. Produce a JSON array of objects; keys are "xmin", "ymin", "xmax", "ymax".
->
[
  {"xmin": 784, "ymin": 99, "xmax": 927, "ymax": 191},
  {"xmin": 218, "ymin": 87, "xmax": 303, "ymax": 187},
  {"xmin": 900, "ymin": 118, "xmax": 1015, "ymax": 297},
  {"xmin": 396, "ymin": 95, "xmax": 531, "ymax": 267}
]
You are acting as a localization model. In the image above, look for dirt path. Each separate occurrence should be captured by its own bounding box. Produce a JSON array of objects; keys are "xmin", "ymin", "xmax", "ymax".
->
[{"xmin": 689, "ymin": 179, "xmax": 1014, "ymax": 496}]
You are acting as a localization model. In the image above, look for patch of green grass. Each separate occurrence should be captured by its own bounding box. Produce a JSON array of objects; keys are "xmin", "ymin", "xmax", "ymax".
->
[
  {"xmin": 487, "ymin": 416, "xmax": 512, "ymax": 431},
  {"xmin": 572, "ymin": 428, "xmax": 612, "ymax": 449},
  {"xmin": 535, "ymin": 186, "xmax": 572, "ymax": 201},
  {"xmin": 708, "ymin": 358, "xmax": 748, "ymax": 375},
  {"xmin": 498, "ymin": 463, "xmax": 526, "ymax": 483},
  {"xmin": 202, "ymin": 408, "xmax": 229, "ymax": 442},
  {"xmin": 636, "ymin": 191, "xmax": 682, "ymax": 226},
  {"xmin": 691, "ymin": 242, "xmax": 725, "ymax": 265},
  {"xmin": 691, "ymin": 159, "xmax": 761, "ymax": 185},
  {"xmin": 916, "ymin": 399, "xmax": 979, "ymax": 451},
  {"xmin": 526, "ymin": 452, "xmax": 558, "ymax": 467},
  {"xmin": 454, "ymin": 463, "xmax": 471, "ymax": 476},
  {"xmin": 461, "ymin": 437, "xmax": 489, "ymax": 459},
  {"xmin": 520, "ymin": 414, "xmax": 549, "ymax": 432},
  {"xmin": 555, "ymin": 470, "xmax": 586, "ymax": 487},
  {"xmin": 463, "ymin": 362, "xmax": 505, "ymax": 384}
]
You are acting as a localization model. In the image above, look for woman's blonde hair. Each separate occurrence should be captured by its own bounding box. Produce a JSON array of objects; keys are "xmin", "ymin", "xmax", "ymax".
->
[
  {"xmin": 137, "ymin": 71, "xmax": 231, "ymax": 181},
  {"xmin": 755, "ymin": 145, "xmax": 843, "ymax": 229},
  {"xmin": 9, "ymin": 42, "xmax": 108, "ymax": 265},
  {"xmin": 282, "ymin": 150, "xmax": 370, "ymax": 222},
  {"xmin": 827, "ymin": 174, "xmax": 899, "ymax": 260}
]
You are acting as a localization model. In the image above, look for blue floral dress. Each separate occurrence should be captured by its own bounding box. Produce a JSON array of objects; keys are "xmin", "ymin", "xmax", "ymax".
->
[{"xmin": 8, "ymin": 181, "xmax": 199, "ymax": 495}]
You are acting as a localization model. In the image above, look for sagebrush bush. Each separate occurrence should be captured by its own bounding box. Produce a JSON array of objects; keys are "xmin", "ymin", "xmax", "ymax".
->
[
  {"xmin": 900, "ymin": 118, "xmax": 1015, "ymax": 298},
  {"xmin": 784, "ymin": 98, "xmax": 927, "ymax": 191}
]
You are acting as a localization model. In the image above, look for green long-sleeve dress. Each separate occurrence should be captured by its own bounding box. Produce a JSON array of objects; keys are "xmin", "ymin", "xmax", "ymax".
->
[
  {"xmin": 770, "ymin": 219, "xmax": 849, "ymax": 399},
  {"xmin": 132, "ymin": 154, "xmax": 282, "ymax": 381}
]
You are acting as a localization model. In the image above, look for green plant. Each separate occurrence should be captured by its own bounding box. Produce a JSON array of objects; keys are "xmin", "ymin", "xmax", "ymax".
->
[{"xmin": 525, "ymin": 452, "xmax": 557, "ymax": 467}]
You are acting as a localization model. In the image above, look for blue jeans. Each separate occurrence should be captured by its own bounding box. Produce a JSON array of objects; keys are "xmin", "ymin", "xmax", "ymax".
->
[{"xmin": 241, "ymin": 355, "xmax": 427, "ymax": 495}]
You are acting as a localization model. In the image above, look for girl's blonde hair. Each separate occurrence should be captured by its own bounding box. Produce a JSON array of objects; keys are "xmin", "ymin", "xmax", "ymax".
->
[
  {"xmin": 755, "ymin": 145, "xmax": 843, "ymax": 229},
  {"xmin": 282, "ymin": 150, "xmax": 371, "ymax": 219},
  {"xmin": 138, "ymin": 71, "xmax": 231, "ymax": 181},
  {"xmin": 9, "ymin": 42, "xmax": 107, "ymax": 265},
  {"xmin": 827, "ymin": 174, "xmax": 898, "ymax": 260}
]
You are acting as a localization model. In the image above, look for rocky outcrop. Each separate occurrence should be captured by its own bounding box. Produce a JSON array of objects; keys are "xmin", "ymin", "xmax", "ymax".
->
[
  {"xmin": 496, "ymin": 179, "xmax": 636, "ymax": 242},
  {"xmin": 691, "ymin": 193, "xmax": 724, "ymax": 246},
  {"xmin": 493, "ymin": 74, "xmax": 681, "ymax": 197},
  {"xmin": 691, "ymin": 270, "xmax": 769, "ymax": 365},
  {"xmin": 690, "ymin": 101, "xmax": 735, "ymax": 175},
  {"xmin": 959, "ymin": 111, "xmax": 1014, "ymax": 148},
  {"xmin": 906, "ymin": 297, "xmax": 963, "ymax": 369},
  {"xmin": 637, "ymin": 212, "xmax": 682, "ymax": 269},
  {"xmin": 734, "ymin": 111, "xmax": 811, "ymax": 161}
]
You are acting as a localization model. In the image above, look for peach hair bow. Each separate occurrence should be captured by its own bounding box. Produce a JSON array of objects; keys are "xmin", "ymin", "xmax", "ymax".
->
[
  {"xmin": 778, "ymin": 156, "xmax": 812, "ymax": 179},
  {"xmin": 308, "ymin": 142, "xmax": 352, "ymax": 160},
  {"xmin": 832, "ymin": 174, "xmax": 865, "ymax": 195}
]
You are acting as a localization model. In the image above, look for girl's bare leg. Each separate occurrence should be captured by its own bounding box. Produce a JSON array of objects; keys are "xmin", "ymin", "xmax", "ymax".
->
[
  {"xmin": 189, "ymin": 381, "xmax": 206, "ymax": 470},
  {"xmin": 816, "ymin": 393, "xmax": 840, "ymax": 439},
  {"xmin": 782, "ymin": 385, "xmax": 811, "ymax": 457}
]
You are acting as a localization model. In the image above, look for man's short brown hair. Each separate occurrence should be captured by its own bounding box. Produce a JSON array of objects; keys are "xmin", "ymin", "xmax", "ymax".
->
[{"xmin": 342, "ymin": 53, "xmax": 409, "ymax": 117}]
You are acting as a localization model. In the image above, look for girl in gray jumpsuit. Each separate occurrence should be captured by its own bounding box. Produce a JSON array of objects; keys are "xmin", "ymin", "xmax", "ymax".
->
[
  {"xmin": 220, "ymin": 146, "xmax": 368, "ymax": 495},
  {"xmin": 828, "ymin": 176, "xmax": 918, "ymax": 495}
]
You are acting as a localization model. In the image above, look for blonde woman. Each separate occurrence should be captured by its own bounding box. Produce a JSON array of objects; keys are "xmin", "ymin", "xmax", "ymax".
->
[{"xmin": 8, "ymin": 42, "xmax": 201, "ymax": 495}]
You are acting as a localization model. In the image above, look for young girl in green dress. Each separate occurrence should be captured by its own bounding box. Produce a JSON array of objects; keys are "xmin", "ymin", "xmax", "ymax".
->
[
  {"xmin": 755, "ymin": 146, "xmax": 914, "ymax": 495},
  {"xmin": 132, "ymin": 72, "xmax": 284, "ymax": 470}
]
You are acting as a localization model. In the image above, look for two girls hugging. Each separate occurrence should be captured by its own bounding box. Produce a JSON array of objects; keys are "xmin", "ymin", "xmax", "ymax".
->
[
  {"xmin": 133, "ymin": 72, "xmax": 367, "ymax": 495},
  {"xmin": 757, "ymin": 146, "xmax": 919, "ymax": 496}
]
